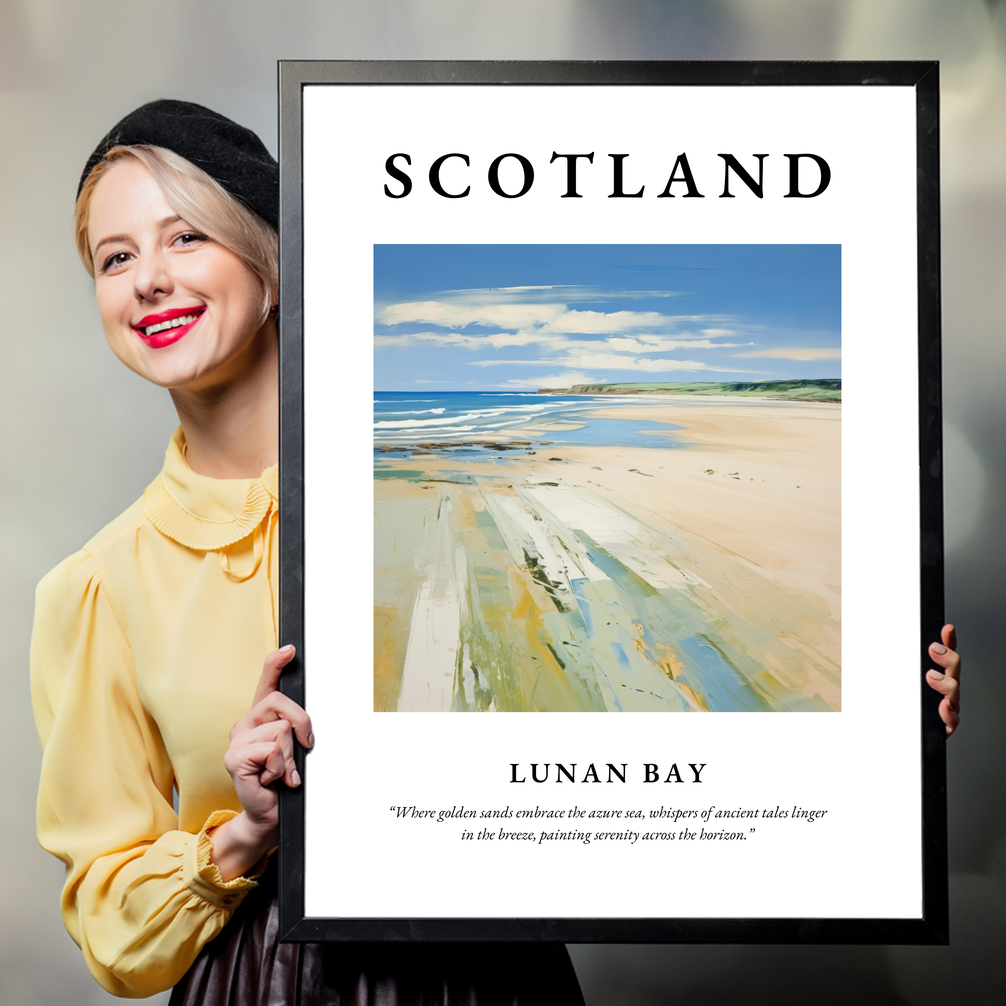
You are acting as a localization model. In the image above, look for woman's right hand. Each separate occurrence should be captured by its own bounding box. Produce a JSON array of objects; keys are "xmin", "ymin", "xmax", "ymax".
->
[{"xmin": 209, "ymin": 645, "xmax": 314, "ymax": 881}]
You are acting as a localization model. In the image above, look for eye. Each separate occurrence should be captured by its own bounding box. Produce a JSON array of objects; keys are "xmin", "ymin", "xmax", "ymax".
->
[
  {"xmin": 172, "ymin": 230, "xmax": 208, "ymax": 249},
  {"xmin": 100, "ymin": 251, "xmax": 132, "ymax": 274}
]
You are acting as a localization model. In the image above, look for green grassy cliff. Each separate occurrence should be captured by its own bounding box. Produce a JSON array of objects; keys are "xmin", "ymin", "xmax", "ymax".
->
[{"xmin": 537, "ymin": 379, "xmax": 841, "ymax": 401}]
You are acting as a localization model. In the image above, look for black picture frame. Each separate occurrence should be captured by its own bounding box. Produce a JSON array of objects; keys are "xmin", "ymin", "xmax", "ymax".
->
[{"xmin": 277, "ymin": 60, "xmax": 945, "ymax": 944}]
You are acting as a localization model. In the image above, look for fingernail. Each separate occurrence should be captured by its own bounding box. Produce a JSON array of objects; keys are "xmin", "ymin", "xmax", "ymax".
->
[
  {"xmin": 928, "ymin": 669, "xmax": 944, "ymax": 680},
  {"xmin": 280, "ymin": 644, "xmax": 295, "ymax": 654},
  {"xmin": 291, "ymin": 768, "xmax": 301, "ymax": 787},
  {"xmin": 931, "ymin": 643, "xmax": 947, "ymax": 654},
  {"xmin": 306, "ymin": 732, "xmax": 315, "ymax": 748}
]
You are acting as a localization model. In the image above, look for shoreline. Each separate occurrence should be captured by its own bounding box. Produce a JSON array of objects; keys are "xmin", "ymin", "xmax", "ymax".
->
[
  {"xmin": 373, "ymin": 399, "xmax": 840, "ymax": 452},
  {"xmin": 374, "ymin": 399, "xmax": 840, "ymax": 714}
]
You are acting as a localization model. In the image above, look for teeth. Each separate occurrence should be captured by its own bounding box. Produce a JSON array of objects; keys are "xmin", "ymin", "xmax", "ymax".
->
[{"xmin": 142, "ymin": 313, "xmax": 199, "ymax": 337}]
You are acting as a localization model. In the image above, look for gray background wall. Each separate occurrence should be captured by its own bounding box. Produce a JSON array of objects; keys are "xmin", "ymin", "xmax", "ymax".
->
[{"xmin": 1, "ymin": 2, "xmax": 1003, "ymax": 1003}]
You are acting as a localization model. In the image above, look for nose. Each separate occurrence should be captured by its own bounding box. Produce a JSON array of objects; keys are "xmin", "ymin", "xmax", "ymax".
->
[{"xmin": 133, "ymin": 247, "xmax": 173, "ymax": 303}]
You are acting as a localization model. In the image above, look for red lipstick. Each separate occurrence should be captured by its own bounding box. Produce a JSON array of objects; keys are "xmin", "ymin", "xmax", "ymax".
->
[{"xmin": 132, "ymin": 306, "xmax": 206, "ymax": 349}]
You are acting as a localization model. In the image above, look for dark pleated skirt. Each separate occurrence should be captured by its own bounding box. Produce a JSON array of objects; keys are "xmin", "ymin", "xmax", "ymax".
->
[{"xmin": 169, "ymin": 869, "xmax": 585, "ymax": 1006}]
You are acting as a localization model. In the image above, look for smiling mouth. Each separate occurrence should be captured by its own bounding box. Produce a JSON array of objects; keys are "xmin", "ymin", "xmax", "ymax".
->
[
  {"xmin": 131, "ymin": 307, "xmax": 207, "ymax": 349},
  {"xmin": 143, "ymin": 313, "xmax": 198, "ymax": 337},
  {"xmin": 135, "ymin": 307, "xmax": 206, "ymax": 338}
]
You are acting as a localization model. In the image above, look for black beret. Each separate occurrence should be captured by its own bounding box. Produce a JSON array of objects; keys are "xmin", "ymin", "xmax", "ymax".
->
[{"xmin": 78, "ymin": 99, "xmax": 278, "ymax": 228}]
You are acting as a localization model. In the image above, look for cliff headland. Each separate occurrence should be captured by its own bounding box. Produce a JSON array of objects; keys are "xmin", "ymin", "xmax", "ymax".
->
[{"xmin": 536, "ymin": 379, "xmax": 841, "ymax": 401}]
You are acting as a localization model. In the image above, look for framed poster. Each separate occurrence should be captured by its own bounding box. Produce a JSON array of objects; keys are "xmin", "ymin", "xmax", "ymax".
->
[{"xmin": 277, "ymin": 61, "xmax": 946, "ymax": 943}]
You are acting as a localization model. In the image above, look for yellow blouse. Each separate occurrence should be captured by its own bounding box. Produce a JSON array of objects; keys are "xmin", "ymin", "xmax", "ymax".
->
[{"xmin": 31, "ymin": 429, "xmax": 279, "ymax": 998}]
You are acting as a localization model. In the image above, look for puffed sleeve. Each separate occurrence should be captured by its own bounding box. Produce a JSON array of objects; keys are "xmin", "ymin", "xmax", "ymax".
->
[{"xmin": 31, "ymin": 549, "xmax": 261, "ymax": 998}]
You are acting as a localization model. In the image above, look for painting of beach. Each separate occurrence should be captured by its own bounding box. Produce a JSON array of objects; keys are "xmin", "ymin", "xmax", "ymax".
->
[{"xmin": 374, "ymin": 245, "xmax": 840, "ymax": 713}]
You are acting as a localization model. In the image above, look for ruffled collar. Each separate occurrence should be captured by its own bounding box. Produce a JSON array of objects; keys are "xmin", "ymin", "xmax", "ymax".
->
[{"xmin": 143, "ymin": 428, "xmax": 278, "ymax": 551}]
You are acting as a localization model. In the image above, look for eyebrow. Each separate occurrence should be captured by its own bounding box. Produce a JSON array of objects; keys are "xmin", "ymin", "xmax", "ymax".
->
[{"xmin": 91, "ymin": 215, "xmax": 185, "ymax": 258}]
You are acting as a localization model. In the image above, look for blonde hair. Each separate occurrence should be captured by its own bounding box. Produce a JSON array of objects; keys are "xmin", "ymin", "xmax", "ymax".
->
[{"xmin": 75, "ymin": 145, "xmax": 278, "ymax": 322}]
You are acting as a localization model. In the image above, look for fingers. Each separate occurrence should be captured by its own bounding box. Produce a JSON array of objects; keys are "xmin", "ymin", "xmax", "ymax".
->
[
  {"xmin": 244, "ymin": 644, "xmax": 314, "ymax": 750},
  {"xmin": 928, "ymin": 635, "xmax": 961, "ymax": 682},
  {"xmin": 252, "ymin": 644, "xmax": 297, "ymax": 706},
  {"xmin": 926, "ymin": 667, "xmax": 959, "ymax": 706},
  {"xmin": 252, "ymin": 740, "xmax": 288, "ymax": 788},
  {"xmin": 248, "ymin": 719, "xmax": 300, "ymax": 788},
  {"xmin": 925, "ymin": 688, "xmax": 957, "ymax": 736},
  {"xmin": 926, "ymin": 665, "xmax": 961, "ymax": 738},
  {"xmin": 233, "ymin": 689, "xmax": 314, "ymax": 750},
  {"xmin": 226, "ymin": 720, "xmax": 301, "ymax": 788},
  {"xmin": 926, "ymin": 625, "xmax": 961, "ymax": 738},
  {"xmin": 939, "ymin": 697, "xmax": 961, "ymax": 737},
  {"xmin": 941, "ymin": 623, "xmax": 957, "ymax": 653},
  {"xmin": 224, "ymin": 645, "xmax": 313, "ymax": 807},
  {"xmin": 225, "ymin": 739, "xmax": 289, "ymax": 788}
]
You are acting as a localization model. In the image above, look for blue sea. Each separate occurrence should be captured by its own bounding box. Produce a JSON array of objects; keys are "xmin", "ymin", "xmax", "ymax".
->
[{"xmin": 373, "ymin": 391, "xmax": 683, "ymax": 452}]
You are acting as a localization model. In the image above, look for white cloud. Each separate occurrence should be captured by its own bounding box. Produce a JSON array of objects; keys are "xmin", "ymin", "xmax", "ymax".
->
[
  {"xmin": 375, "ymin": 329, "xmax": 546, "ymax": 350},
  {"xmin": 538, "ymin": 308, "xmax": 686, "ymax": 334},
  {"xmin": 603, "ymin": 336, "xmax": 749, "ymax": 352},
  {"xmin": 377, "ymin": 298, "xmax": 730, "ymax": 336},
  {"xmin": 374, "ymin": 290, "xmax": 820, "ymax": 379},
  {"xmin": 472, "ymin": 354, "xmax": 752, "ymax": 374},
  {"xmin": 378, "ymin": 300, "xmax": 569, "ymax": 330},
  {"xmin": 375, "ymin": 329, "xmax": 748, "ymax": 357},
  {"xmin": 734, "ymin": 347, "xmax": 841, "ymax": 361},
  {"xmin": 437, "ymin": 285, "xmax": 682, "ymax": 304},
  {"xmin": 498, "ymin": 372, "xmax": 596, "ymax": 389}
]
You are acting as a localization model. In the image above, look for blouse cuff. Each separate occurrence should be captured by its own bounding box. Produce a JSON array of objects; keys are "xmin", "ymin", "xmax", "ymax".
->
[{"xmin": 183, "ymin": 810, "xmax": 269, "ymax": 909}]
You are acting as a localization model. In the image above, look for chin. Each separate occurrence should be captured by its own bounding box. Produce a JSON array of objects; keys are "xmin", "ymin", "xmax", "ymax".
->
[
  {"xmin": 154, "ymin": 369, "xmax": 209, "ymax": 391},
  {"xmin": 110, "ymin": 321, "xmax": 271, "ymax": 393},
  {"xmin": 121, "ymin": 352, "xmax": 218, "ymax": 391}
]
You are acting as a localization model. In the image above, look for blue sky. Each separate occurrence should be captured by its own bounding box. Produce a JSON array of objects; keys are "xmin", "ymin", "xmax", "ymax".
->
[{"xmin": 374, "ymin": 245, "xmax": 840, "ymax": 390}]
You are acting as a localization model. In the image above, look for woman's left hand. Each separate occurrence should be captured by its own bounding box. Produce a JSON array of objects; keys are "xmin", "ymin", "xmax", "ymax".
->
[{"xmin": 926, "ymin": 624, "xmax": 961, "ymax": 737}]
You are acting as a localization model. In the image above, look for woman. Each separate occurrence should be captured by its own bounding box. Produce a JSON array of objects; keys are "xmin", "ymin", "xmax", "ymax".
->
[
  {"xmin": 32, "ymin": 99, "xmax": 962, "ymax": 1003},
  {"xmin": 31, "ymin": 100, "xmax": 586, "ymax": 1003}
]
